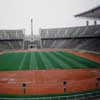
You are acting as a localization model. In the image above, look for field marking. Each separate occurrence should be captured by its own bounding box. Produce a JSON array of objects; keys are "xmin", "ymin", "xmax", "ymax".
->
[
  {"xmin": 35, "ymin": 52, "xmax": 46, "ymax": 70},
  {"xmin": 44, "ymin": 52, "xmax": 61, "ymax": 69},
  {"xmin": 35, "ymin": 53, "xmax": 38, "ymax": 70},
  {"xmin": 39, "ymin": 53, "xmax": 47, "ymax": 70},
  {"xmin": 48, "ymin": 52, "xmax": 67, "ymax": 69},
  {"xmin": 55, "ymin": 52, "xmax": 84, "ymax": 68},
  {"xmin": 40, "ymin": 52, "xmax": 54, "ymax": 69},
  {"xmin": 62, "ymin": 51, "xmax": 99, "ymax": 68},
  {"xmin": 53, "ymin": 52, "xmax": 72, "ymax": 68},
  {"xmin": 29, "ymin": 52, "xmax": 38, "ymax": 70},
  {"xmin": 19, "ymin": 53, "xmax": 27, "ymax": 70},
  {"xmin": 30, "ymin": 52, "xmax": 38, "ymax": 70},
  {"xmin": 61, "ymin": 52, "xmax": 89, "ymax": 68},
  {"xmin": 4, "ymin": 53, "xmax": 27, "ymax": 81},
  {"xmin": 29, "ymin": 52, "xmax": 32, "ymax": 70},
  {"xmin": 31, "ymin": 53, "xmax": 38, "ymax": 70}
]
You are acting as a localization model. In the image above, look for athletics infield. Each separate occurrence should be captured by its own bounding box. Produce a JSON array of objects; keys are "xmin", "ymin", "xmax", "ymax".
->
[{"xmin": 0, "ymin": 49, "xmax": 100, "ymax": 95}]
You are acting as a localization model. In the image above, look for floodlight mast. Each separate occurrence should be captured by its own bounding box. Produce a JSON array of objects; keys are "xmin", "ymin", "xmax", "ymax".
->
[{"xmin": 31, "ymin": 18, "xmax": 33, "ymax": 41}]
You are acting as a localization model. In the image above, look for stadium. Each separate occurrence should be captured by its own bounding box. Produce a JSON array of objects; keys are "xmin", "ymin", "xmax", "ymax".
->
[{"xmin": 0, "ymin": 4, "xmax": 100, "ymax": 100}]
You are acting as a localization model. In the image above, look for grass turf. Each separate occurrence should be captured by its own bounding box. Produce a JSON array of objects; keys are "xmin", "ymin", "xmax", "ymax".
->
[{"xmin": 0, "ymin": 51, "xmax": 100, "ymax": 71}]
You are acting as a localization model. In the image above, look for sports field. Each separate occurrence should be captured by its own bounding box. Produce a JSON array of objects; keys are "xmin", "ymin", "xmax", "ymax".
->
[{"xmin": 0, "ymin": 51, "xmax": 100, "ymax": 71}]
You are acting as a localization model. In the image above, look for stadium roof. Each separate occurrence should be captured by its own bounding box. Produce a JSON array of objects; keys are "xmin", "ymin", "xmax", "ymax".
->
[{"xmin": 75, "ymin": 5, "xmax": 100, "ymax": 19}]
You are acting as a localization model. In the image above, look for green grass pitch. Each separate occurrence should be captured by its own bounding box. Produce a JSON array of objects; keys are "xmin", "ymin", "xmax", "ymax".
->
[{"xmin": 0, "ymin": 51, "xmax": 100, "ymax": 71}]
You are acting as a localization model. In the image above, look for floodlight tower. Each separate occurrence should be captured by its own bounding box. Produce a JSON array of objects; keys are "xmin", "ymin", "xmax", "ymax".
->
[{"xmin": 31, "ymin": 18, "xmax": 34, "ymax": 41}]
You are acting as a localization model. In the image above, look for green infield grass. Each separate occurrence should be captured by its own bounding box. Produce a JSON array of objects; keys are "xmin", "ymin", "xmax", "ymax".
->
[{"xmin": 0, "ymin": 51, "xmax": 100, "ymax": 71}]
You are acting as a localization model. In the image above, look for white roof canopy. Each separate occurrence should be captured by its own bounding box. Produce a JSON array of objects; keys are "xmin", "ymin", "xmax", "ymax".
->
[{"xmin": 75, "ymin": 6, "xmax": 100, "ymax": 19}]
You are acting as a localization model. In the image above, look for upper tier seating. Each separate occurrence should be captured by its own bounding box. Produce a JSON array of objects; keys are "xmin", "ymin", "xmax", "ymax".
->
[{"xmin": 41, "ymin": 25, "xmax": 100, "ymax": 52}]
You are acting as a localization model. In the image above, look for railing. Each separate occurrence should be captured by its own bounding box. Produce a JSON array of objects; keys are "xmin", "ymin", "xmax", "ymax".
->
[{"xmin": 0, "ymin": 90, "xmax": 100, "ymax": 100}]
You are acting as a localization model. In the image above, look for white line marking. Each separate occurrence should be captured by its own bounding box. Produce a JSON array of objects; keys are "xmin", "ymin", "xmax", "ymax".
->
[
  {"xmin": 19, "ymin": 53, "xmax": 27, "ymax": 70},
  {"xmin": 29, "ymin": 52, "xmax": 32, "ymax": 70},
  {"xmin": 4, "ymin": 53, "xmax": 27, "ymax": 82}
]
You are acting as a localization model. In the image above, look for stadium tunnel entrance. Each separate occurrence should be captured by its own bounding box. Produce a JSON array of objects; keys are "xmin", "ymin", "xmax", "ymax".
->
[{"xmin": 28, "ymin": 44, "xmax": 38, "ymax": 49}]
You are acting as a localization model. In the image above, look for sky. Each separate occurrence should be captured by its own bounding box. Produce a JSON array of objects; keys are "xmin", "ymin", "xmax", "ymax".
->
[{"xmin": 0, "ymin": 0, "xmax": 100, "ymax": 35}]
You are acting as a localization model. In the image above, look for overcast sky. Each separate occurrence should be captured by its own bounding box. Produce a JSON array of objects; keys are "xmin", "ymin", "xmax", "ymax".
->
[{"xmin": 0, "ymin": 0, "xmax": 99, "ymax": 35}]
